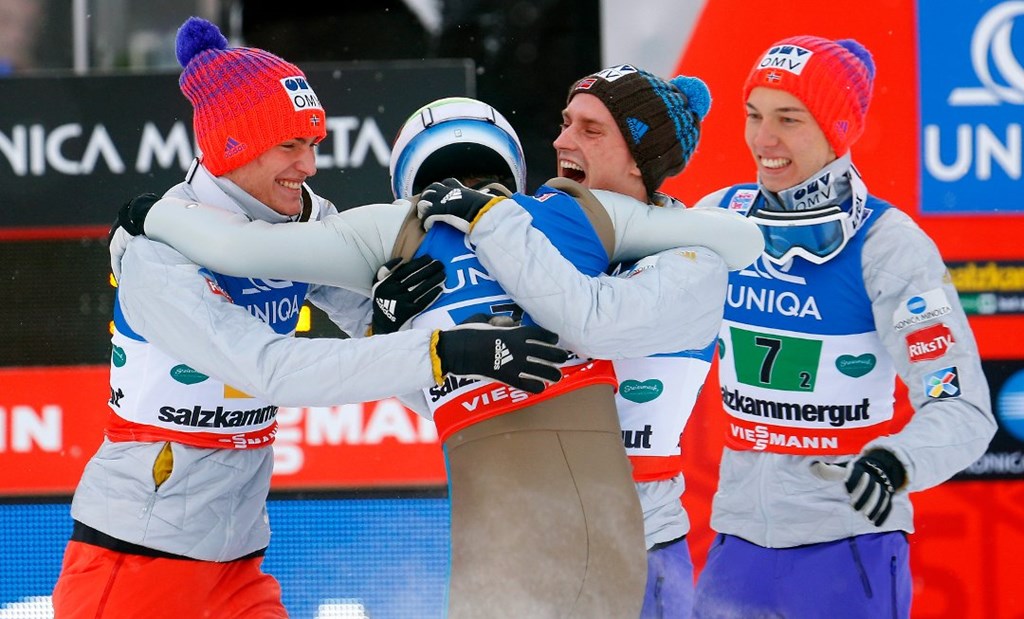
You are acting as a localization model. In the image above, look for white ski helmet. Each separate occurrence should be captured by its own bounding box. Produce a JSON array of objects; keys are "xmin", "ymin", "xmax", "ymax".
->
[{"xmin": 389, "ymin": 96, "xmax": 527, "ymax": 199}]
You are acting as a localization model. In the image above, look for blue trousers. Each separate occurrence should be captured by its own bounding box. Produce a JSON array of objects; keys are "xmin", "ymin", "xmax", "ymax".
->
[
  {"xmin": 641, "ymin": 536, "xmax": 695, "ymax": 618},
  {"xmin": 693, "ymin": 532, "xmax": 911, "ymax": 619}
]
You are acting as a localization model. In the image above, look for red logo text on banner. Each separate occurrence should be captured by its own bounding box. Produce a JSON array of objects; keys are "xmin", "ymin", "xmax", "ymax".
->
[
  {"xmin": 432, "ymin": 360, "xmax": 618, "ymax": 443},
  {"xmin": 723, "ymin": 418, "xmax": 882, "ymax": 456}
]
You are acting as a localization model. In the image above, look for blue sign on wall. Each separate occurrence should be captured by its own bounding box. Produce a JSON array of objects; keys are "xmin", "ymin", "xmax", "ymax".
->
[
  {"xmin": 0, "ymin": 497, "xmax": 450, "ymax": 619},
  {"xmin": 919, "ymin": 1, "xmax": 1024, "ymax": 214}
]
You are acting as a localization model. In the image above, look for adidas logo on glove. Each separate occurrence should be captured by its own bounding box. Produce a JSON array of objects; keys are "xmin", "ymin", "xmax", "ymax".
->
[
  {"xmin": 493, "ymin": 338, "xmax": 513, "ymax": 370},
  {"xmin": 440, "ymin": 188, "xmax": 463, "ymax": 203},
  {"xmin": 375, "ymin": 297, "xmax": 397, "ymax": 322}
]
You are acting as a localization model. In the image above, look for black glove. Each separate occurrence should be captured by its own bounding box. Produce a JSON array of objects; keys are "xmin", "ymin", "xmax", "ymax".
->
[
  {"xmin": 370, "ymin": 256, "xmax": 446, "ymax": 335},
  {"xmin": 434, "ymin": 321, "xmax": 568, "ymax": 394},
  {"xmin": 811, "ymin": 448, "xmax": 907, "ymax": 526},
  {"xmin": 417, "ymin": 178, "xmax": 507, "ymax": 232},
  {"xmin": 108, "ymin": 192, "xmax": 161, "ymax": 245}
]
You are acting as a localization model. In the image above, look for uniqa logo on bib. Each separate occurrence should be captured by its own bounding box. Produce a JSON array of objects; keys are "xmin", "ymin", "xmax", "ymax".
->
[{"xmin": 919, "ymin": 1, "xmax": 1024, "ymax": 214}]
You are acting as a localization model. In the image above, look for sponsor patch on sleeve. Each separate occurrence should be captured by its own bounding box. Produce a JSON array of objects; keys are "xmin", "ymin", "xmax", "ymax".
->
[
  {"xmin": 625, "ymin": 255, "xmax": 658, "ymax": 278},
  {"xmin": 923, "ymin": 366, "xmax": 961, "ymax": 399},
  {"xmin": 623, "ymin": 250, "xmax": 699, "ymax": 279},
  {"xmin": 199, "ymin": 267, "xmax": 234, "ymax": 303},
  {"xmin": 905, "ymin": 322, "xmax": 955, "ymax": 362},
  {"xmin": 892, "ymin": 288, "xmax": 953, "ymax": 333},
  {"xmin": 728, "ymin": 189, "xmax": 758, "ymax": 215}
]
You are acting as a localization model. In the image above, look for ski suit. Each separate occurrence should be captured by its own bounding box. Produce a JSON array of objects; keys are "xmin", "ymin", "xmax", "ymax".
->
[
  {"xmin": 691, "ymin": 159, "xmax": 995, "ymax": 618},
  {"xmin": 52, "ymin": 162, "xmax": 451, "ymax": 619}
]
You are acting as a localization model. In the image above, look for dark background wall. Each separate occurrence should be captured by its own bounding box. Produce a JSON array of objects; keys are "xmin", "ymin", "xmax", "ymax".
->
[{"xmin": 241, "ymin": 0, "xmax": 601, "ymax": 190}]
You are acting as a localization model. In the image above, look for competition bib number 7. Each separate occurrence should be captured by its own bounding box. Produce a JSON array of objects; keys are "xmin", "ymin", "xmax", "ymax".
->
[{"xmin": 730, "ymin": 326, "xmax": 822, "ymax": 392}]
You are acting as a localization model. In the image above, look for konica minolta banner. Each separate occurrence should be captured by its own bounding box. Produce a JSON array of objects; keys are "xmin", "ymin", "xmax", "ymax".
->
[
  {"xmin": 919, "ymin": 1, "xmax": 1024, "ymax": 214},
  {"xmin": 0, "ymin": 61, "xmax": 472, "ymax": 229}
]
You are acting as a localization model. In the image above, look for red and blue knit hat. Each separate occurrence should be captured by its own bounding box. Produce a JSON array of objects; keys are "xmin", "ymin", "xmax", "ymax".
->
[
  {"xmin": 743, "ymin": 36, "xmax": 875, "ymax": 156},
  {"xmin": 175, "ymin": 17, "xmax": 327, "ymax": 176}
]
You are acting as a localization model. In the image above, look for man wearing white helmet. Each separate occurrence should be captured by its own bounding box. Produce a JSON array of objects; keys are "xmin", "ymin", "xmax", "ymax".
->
[
  {"xmin": 414, "ymin": 66, "xmax": 746, "ymax": 618},
  {"xmin": 391, "ymin": 91, "xmax": 755, "ymax": 618},
  {"xmin": 389, "ymin": 96, "xmax": 528, "ymax": 200},
  {"xmin": 115, "ymin": 91, "xmax": 761, "ymax": 617}
]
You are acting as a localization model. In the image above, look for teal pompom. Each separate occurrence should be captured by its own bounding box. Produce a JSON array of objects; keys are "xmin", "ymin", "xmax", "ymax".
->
[{"xmin": 671, "ymin": 75, "xmax": 712, "ymax": 120}]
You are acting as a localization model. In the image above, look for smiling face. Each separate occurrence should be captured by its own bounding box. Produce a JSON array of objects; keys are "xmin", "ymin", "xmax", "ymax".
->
[
  {"xmin": 552, "ymin": 93, "xmax": 647, "ymax": 202},
  {"xmin": 744, "ymin": 87, "xmax": 836, "ymax": 194},
  {"xmin": 221, "ymin": 137, "xmax": 318, "ymax": 216}
]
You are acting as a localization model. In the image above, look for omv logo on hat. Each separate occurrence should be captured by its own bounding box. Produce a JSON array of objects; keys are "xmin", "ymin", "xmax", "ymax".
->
[
  {"xmin": 997, "ymin": 368, "xmax": 1024, "ymax": 442},
  {"xmin": 280, "ymin": 76, "xmax": 322, "ymax": 111},
  {"xmin": 594, "ymin": 64, "xmax": 638, "ymax": 82},
  {"xmin": 755, "ymin": 45, "xmax": 813, "ymax": 76},
  {"xmin": 919, "ymin": 1, "xmax": 1024, "ymax": 213}
]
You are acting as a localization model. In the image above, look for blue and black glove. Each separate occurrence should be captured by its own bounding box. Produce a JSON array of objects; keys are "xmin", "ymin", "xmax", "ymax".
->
[
  {"xmin": 417, "ymin": 178, "xmax": 507, "ymax": 233},
  {"xmin": 369, "ymin": 256, "xmax": 446, "ymax": 335},
  {"xmin": 811, "ymin": 448, "xmax": 907, "ymax": 526}
]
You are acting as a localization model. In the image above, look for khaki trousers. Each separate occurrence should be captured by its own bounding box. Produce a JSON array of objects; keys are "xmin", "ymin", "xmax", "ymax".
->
[{"xmin": 444, "ymin": 384, "xmax": 646, "ymax": 619}]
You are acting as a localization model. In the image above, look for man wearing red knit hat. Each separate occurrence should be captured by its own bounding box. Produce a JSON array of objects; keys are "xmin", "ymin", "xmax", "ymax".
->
[
  {"xmin": 691, "ymin": 36, "xmax": 995, "ymax": 618},
  {"xmin": 50, "ymin": 16, "xmax": 571, "ymax": 618}
]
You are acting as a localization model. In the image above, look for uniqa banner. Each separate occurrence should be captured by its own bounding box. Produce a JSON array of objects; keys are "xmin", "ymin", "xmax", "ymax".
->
[
  {"xmin": 919, "ymin": 1, "xmax": 1024, "ymax": 213},
  {"xmin": 0, "ymin": 60, "xmax": 473, "ymax": 229}
]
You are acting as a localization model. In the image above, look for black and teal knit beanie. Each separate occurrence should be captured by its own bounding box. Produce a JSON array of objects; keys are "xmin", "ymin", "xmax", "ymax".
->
[{"xmin": 568, "ymin": 64, "xmax": 712, "ymax": 198}]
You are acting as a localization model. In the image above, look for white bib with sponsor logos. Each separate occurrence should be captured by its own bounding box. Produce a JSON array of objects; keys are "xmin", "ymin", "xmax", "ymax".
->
[
  {"xmin": 110, "ymin": 330, "xmax": 278, "ymax": 448},
  {"xmin": 716, "ymin": 186, "xmax": 899, "ymax": 455},
  {"xmin": 718, "ymin": 319, "xmax": 896, "ymax": 454}
]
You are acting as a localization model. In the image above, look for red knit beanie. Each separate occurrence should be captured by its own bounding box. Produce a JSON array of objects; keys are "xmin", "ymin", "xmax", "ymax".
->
[
  {"xmin": 175, "ymin": 17, "xmax": 327, "ymax": 176},
  {"xmin": 743, "ymin": 36, "xmax": 875, "ymax": 156}
]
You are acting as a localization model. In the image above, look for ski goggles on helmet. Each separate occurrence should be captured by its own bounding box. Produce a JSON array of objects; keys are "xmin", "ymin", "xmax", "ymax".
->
[{"xmin": 747, "ymin": 204, "xmax": 855, "ymax": 265}]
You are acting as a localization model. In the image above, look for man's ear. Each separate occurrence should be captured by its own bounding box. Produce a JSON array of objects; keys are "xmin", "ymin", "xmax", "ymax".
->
[{"xmin": 628, "ymin": 162, "xmax": 643, "ymax": 180}]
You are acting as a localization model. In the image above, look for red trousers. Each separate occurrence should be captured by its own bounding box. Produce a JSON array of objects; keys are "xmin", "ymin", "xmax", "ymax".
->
[{"xmin": 52, "ymin": 541, "xmax": 288, "ymax": 619}]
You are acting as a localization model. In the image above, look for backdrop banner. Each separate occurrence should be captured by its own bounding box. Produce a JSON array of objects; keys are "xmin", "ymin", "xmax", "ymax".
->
[{"xmin": 0, "ymin": 61, "xmax": 473, "ymax": 231}]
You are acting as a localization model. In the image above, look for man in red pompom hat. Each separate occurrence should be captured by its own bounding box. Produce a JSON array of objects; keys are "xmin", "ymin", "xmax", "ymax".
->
[
  {"xmin": 690, "ymin": 36, "xmax": 995, "ymax": 619},
  {"xmin": 51, "ymin": 16, "xmax": 574, "ymax": 618}
]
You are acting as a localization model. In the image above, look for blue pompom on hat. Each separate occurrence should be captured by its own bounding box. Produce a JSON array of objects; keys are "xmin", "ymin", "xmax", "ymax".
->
[
  {"xmin": 568, "ymin": 64, "xmax": 712, "ymax": 197},
  {"xmin": 670, "ymin": 75, "xmax": 712, "ymax": 120},
  {"xmin": 175, "ymin": 16, "xmax": 228, "ymax": 67}
]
